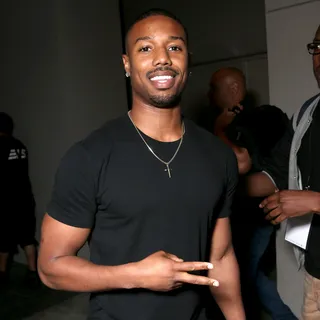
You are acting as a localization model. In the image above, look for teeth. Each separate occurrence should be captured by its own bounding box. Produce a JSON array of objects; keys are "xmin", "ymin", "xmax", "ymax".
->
[{"xmin": 150, "ymin": 75, "xmax": 173, "ymax": 81}]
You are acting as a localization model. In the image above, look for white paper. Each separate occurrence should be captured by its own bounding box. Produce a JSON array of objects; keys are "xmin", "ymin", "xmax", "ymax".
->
[{"xmin": 285, "ymin": 214, "xmax": 313, "ymax": 249}]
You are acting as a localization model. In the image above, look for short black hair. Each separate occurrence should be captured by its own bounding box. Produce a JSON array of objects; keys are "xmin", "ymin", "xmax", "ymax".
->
[
  {"xmin": 0, "ymin": 112, "xmax": 14, "ymax": 135},
  {"xmin": 125, "ymin": 8, "xmax": 189, "ymax": 51}
]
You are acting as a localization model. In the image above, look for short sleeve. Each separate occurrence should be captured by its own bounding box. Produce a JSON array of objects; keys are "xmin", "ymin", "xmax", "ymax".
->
[
  {"xmin": 47, "ymin": 142, "xmax": 97, "ymax": 228},
  {"xmin": 261, "ymin": 120, "xmax": 293, "ymax": 190},
  {"xmin": 218, "ymin": 150, "xmax": 239, "ymax": 218}
]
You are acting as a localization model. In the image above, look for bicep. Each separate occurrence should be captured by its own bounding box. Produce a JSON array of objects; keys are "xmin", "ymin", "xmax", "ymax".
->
[
  {"xmin": 210, "ymin": 217, "xmax": 232, "ymax": 261},
  {"xmin": 39, "ymin": 213, "xmax": 90, "ymax": 264}
]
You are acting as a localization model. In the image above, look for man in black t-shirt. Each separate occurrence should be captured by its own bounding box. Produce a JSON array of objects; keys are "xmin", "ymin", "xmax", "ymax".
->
[
  {"xmin": 38, "ymin": 9, "xmax": 245, "ymax": 320},
  {"xmin": 0, "ymin": 112, "xmax": 38, "ymax": 286},
  {"xmin": 247, "ymin": 24, "xmax": 320, "ymax": 319}
]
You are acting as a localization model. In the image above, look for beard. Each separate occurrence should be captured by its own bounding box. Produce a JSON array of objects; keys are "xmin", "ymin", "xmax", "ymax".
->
[{"xmin": 149, "ymin": 93, "xmax": 182, "ymax": 108}]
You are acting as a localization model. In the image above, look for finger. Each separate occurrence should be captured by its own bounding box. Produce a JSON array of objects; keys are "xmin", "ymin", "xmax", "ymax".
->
[
  {"xmin": 259, "ymin": 198, "xmax": 270, "ymax": 208},
  {"xmin": 270, "ymin": 214, "xmax": 287, "ymax": 225},
  {"xmin": 265, "ymin": 207, "xmax": 282, "ymax": 221},
  {"xmin": 263, "ymin": 200, "xmax": 280, "ymax": 214},
  {"xmin": 259, "ymin": 192, "xmax": 279, "ymax": 208},
  {"xmin": 165, "ymin": 252, "xmax": 184, "ymax": 262},
  {"xmin": 174, "ymin": 261, "xmax": 213, "ymax": 272},
  {"xmin": 176, "ymin": 273, "xmax": 219, "ymax": 287}
]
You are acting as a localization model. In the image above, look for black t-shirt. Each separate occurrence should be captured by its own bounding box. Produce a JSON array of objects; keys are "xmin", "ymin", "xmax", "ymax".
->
[
  {"xmin": 0, "ymin": 135, "xmax": 32, "ymax": 209},
  {"xmin": 263, "ymin": 100, "xmax": 320, "ymax": 279},
  {"xmin": 47, "ymin": 115, "xmax": 238, "ymax": 320}
]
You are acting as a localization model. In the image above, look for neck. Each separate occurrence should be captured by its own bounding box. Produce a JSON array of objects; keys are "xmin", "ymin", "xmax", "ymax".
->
[{"xmin": 129, "ymin": 101, "xmax": 183, "ymax": 142}]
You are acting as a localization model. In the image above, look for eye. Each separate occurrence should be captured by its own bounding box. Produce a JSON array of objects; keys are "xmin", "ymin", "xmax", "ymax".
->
[
  {"xmin": 139, "ymin": 46, "xmax": 151, "ymax": 52},
  {"xmin": 169, "ymin": 46, "xmax": 182, "ymax": 52},
  {"xmin": 307, "ymin": 42, "xmax": 320, "ymax": 55}
]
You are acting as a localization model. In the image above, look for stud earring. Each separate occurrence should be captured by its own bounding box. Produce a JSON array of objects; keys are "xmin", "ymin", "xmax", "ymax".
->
[{"xmin": 125, "ymin": 72, "xmax": 130, "ymax": 78}]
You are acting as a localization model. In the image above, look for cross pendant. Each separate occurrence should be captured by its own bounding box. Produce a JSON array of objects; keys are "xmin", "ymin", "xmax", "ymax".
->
[{"xmin": 164, "ymin": 164, "xmax": 172, "ymax": 178}]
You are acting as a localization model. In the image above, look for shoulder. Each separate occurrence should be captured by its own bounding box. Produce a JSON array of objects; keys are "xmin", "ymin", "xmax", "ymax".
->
[
  {"xmin": 13, "ymin": 137, "xmax": 27, "ymax": 149},
  {"xmin": 0, "ymin": 136, "xmax": 27, "ymax": 151},
  {"xmin": 297, "ymin": 93, "xmax": 320, "ymax": 114},
  {"xmin": 293, "ymin": 93, "xmax": 320, "ymax": 128},
  {"xmin": 80, "ymin": 114, "xmax": 129, "ymax": 152},
  {"xmin": 304, "ymin": 93, "xmax": 320, "ymax": 105},
  {"xmin": 61, "ymin": 115, "xmax": 129, "ymax": 170},
  {"xmin": 68, "ymin": 114, "xmax": 130, "ymax": 159}
]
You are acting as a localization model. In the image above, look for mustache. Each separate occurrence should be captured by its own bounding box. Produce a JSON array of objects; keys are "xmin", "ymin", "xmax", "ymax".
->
[{"xmin": 147, "ymin": 67, "xmax": 179, "ymax": 78}]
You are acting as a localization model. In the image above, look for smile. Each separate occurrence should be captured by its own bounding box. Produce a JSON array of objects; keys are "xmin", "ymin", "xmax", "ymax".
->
[
  {"xmin": 148, "ymin": 74, "xmax": 177, "ymax": 90},
  {"xmin": 150, "ymin": 75, "xmax": 174, "ymax": 82}
]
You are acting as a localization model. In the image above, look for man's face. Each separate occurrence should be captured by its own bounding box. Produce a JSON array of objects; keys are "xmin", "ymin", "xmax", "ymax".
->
[
  {"xmin": 313, "ymin": 27, "xmax": 320, "ymax": 88},
  {"xmin": 123, "ymin": 15, "xmax": 188, "ymax": 108}
]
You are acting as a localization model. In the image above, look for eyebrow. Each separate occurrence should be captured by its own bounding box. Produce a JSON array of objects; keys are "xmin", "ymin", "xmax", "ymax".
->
[
  {"xmin": 134, "ymin": 36, "xmax": 153, "ymax": 44},
  {"xmin": 169, "ymin": 36, "xmax": 186, "ymax": 43},
  {"xmin": 134, "ymin": 35, "xmax": 186, "ymax": 44}
]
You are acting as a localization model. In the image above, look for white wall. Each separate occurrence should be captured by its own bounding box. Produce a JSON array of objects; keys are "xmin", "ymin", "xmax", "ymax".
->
[
  {"xmin": 2, "ymin": 0, "xmax": 127, "ymax": 262},
  {"xmin": 265, "ymin": 0, "xmax": 320, "ymax": 316}
]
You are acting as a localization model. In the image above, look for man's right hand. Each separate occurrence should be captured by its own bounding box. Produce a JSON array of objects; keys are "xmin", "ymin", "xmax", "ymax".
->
[{"xmin": 135, "ymin": 250, "xmax": 219, "ymax": 292}]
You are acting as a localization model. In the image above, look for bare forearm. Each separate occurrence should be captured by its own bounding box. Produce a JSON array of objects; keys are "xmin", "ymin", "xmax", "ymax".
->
[
  {"xmin": 38, "ymin": 255, "xmax": 138, "ymax": 292},
  {"xmin": 209, "ymin": 249, "xmax": 245, "ymax": 320}
]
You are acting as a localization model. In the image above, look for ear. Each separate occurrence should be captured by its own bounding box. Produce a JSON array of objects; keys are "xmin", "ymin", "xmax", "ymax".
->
[
  {"xmin": 122, "ymin": 54, "xmax": 131, "ymax": 76},
  {"xmin": 230, "ymin": 81, "xmax": 240, "ymax": 96}
]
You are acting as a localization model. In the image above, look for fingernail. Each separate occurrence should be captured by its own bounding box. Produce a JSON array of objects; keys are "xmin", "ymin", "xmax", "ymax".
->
[
  {"xmin": 207, "ymin": 263, "xmax": 213, "ymax": 269},
  {"xmin": 212, "ymin": 280, "xmax": 219, "ymax": 287}
]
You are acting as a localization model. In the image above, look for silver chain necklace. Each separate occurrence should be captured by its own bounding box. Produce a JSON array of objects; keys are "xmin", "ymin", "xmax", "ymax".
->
[{"xmin": 127, "ymin": 111, "xmax": 185, "ymax": 178}]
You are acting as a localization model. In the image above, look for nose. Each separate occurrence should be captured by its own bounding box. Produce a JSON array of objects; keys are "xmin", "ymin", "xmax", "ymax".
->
[{"xmin": 152, "ymin": 47, "xmax": 172, "ymax": 66}]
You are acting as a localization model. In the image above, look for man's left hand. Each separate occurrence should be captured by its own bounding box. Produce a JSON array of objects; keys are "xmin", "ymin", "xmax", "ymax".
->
[{"xmin": 259, "ymin": 190, "xmax": 320, "ymax": 225}]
